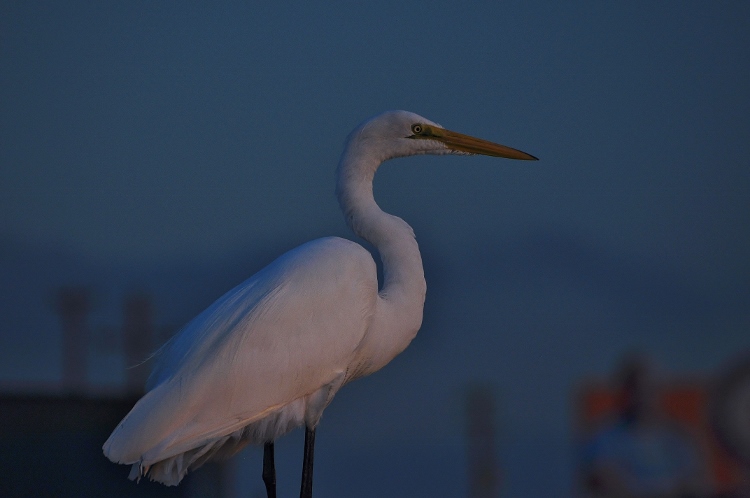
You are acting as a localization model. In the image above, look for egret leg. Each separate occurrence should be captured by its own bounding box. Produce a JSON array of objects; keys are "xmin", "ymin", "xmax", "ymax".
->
[
  {"xmin": 300, "ymin": 426, "xmax": 316, "ymax": 498},
  {"xmin": 263, "ymin": 441, "xmax": 276, "ymax": 498}
]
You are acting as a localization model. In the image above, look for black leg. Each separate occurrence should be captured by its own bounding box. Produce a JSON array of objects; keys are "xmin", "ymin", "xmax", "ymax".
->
[
  {"xmin": 263, "ymin": 441, "xmax": 276, "ymax": 498},
  {"xmin": 300, "ymin": 426, "xmax": 316, "ymax": 498}
]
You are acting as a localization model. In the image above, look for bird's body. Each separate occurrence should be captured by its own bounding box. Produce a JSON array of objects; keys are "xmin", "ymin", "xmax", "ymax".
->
[
  {"xmin": 105, "ymin": 235, "xmax": 420, "ymax": 483},
  {"xmin": 104, "ymin": 110, "xmax": 536, "ymax": 495}
]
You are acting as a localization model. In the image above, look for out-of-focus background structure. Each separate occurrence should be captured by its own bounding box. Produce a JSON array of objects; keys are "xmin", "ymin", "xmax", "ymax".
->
[{"xmin": 1, "ymin": 3, "xmax": 748, "ymax": 497}]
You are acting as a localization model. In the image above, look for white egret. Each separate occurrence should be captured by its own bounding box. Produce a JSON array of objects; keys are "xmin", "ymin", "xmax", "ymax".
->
[{"xmin": 103, "ymin": 110, "xmax": 536, "ymax": 497}]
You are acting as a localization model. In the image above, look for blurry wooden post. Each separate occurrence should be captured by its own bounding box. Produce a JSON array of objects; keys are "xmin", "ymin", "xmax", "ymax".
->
[
  {"xmin": 466, "ymin": 385, "xmax": 499, "ymax": 498},
  {"xmin": 123, "ymin": 294, "xmax": 153, "ymax": 393},
  {"xmin": 57, "ymin": 287, "xmax": 90, "ymax": 392}
]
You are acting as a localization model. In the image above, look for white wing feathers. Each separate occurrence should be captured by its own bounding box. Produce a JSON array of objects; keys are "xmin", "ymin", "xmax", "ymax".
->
[{"xmin": 103, "ymin": 236, "xmax": 378, "ymax": 484}]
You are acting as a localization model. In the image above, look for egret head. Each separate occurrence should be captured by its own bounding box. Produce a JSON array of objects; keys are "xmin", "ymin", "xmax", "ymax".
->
[{"xmin": 345, "ymin": 110, "xmax": 538, "ymax": 162}]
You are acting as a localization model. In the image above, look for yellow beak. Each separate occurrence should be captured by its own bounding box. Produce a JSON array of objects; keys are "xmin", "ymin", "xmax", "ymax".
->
[{"xmin": 411, "ymin": 124, "xmax": 538, "ymax": 160}]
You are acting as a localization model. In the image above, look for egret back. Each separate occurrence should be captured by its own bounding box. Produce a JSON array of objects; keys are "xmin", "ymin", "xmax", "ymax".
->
[{"xmin": 103, "ymin": 236, "xmax": 378, "ymax": 483}]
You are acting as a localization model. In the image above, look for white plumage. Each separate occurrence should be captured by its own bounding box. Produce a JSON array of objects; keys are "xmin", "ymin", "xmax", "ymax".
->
[{"xmin": 103, "ymin": 110, "xmax": 535, "ymax": 490}]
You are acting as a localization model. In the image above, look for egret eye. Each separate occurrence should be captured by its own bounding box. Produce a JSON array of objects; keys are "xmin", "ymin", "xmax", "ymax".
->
[{"xmin": 411, "ymin": 124, "xmax": 423, "ymax": 135}]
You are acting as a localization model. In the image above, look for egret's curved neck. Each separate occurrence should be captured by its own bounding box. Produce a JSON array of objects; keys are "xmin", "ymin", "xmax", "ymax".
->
[{"xmin": 335, "ymin": 145, "xmax": 426, "ymax": 304}]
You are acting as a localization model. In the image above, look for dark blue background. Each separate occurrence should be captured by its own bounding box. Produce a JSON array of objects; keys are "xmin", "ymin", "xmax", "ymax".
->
[{"xmin": 1, "ymin": 2, "xmax": 748, "ymax": 496}]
